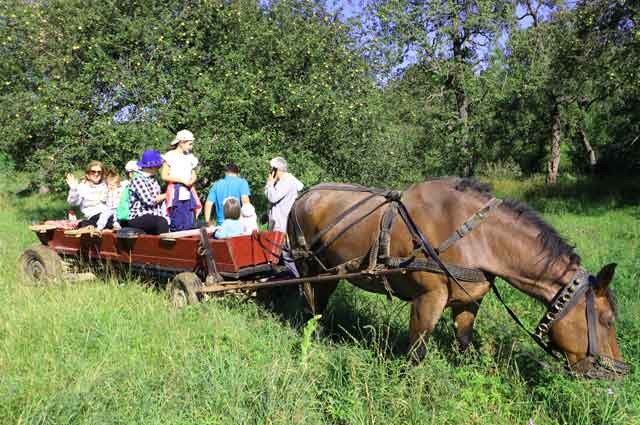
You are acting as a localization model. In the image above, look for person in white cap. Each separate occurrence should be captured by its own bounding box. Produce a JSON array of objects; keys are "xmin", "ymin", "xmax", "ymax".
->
[
  {"xmin": 265, "ymin": 156, "xmax": 303, "ymax": 278},
  {"xmin": 264, "ymin": 156, "xmax": 304, "ymax": 233},
  {"xmin": 161, "ymin": 129, "xmax": 201, "ymax": 231},
  {"xmin": 115, "ymin": 160, "xmax": 142, "ymax": 226}
]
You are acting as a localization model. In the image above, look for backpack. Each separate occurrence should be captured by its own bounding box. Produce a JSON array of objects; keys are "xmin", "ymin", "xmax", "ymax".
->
[{"xmin": 116, "ymin": 185, "xmax": 131, "ymax": 221}]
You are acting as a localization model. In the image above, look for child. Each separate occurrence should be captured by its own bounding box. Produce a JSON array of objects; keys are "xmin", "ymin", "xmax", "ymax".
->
[
  {"xmin": 239, "ymin": 203, "xmax": 258, "ymax": 235},
  {"xmin": 115, "ymin": 160, "xmax": 141, "ymax": 226},
  {"xmin": 161, "ymin": 129, "xmax": 202, "ymax": 231},
  {"xmin": 213, "ymin": 197, "xmax": 244, "ymax": 239},
  {"xmin": 97, "ymin": 170, "xmax": 124, "ymax": 231}
]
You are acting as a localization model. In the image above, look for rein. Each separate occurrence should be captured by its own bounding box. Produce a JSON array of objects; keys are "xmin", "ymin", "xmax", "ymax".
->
[
  {"xmin": 289, "ymin": 183, "xmax": 629, "ymax": 377},
  {"xmin": 290, "ymin": 184, "xmax": 500, "ymax": 305}
]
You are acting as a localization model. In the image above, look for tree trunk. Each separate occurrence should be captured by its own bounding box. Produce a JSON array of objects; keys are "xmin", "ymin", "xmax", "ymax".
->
[
  {"xmin": 547, "ymin": 104, "xmax": 561, "ymax": 185},
  {"xmin": 452, "ymin": 24, "xmax": 472, "ymax": 176},
  {"xmin": 578, "ymin": 126, "xmax": 597, "ymax": 172}
]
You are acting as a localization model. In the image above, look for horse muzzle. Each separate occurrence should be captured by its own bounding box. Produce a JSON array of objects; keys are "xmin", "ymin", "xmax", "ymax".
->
[{"xmin": 570, "ymin": 355, "xmax": 631, "ymax": 379}]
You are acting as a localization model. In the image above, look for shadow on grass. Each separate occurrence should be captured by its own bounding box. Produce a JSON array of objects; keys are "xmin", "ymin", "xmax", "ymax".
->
[
  {"xmin": 260, "ymin": 282, "xmax": 574, "ymax": 388},
  {"xmin": 514, "ymin": 175, "xmax": 640, "ymax": 216},
  {"xmin": 261, "ymin": 283, "xmax": 477, "ymax": 366}
]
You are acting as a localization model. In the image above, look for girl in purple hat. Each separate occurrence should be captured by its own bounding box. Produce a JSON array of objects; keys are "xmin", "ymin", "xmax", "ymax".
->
[{"xmin": 127, "ymin": 150, "xmax": 169, "ymax": 234}]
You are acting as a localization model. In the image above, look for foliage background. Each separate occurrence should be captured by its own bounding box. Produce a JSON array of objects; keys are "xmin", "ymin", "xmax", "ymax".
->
[
  {"xmin": 1, "ymin": 1, "xmax": 640, "ymax": 423},
  {"xmin": 3, "ymin": 0, "xmax": 638, "ymax": 203}
]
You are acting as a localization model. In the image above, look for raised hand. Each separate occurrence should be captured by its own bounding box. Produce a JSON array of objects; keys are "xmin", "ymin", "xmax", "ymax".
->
[{"xmin": 66, "ymin": 173, "xmax": 78, "ymax": 188}]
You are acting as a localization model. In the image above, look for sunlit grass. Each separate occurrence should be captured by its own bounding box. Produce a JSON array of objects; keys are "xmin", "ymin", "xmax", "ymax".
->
[{"xmin": 1, "ymin": 175, "xmax": 639, "ymax": 424}]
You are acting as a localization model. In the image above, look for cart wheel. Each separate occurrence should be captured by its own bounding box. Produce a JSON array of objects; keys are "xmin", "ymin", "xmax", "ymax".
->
[
  {"xmin": 167, "ymin": 272, "xmax": 202, "ymax": 308},
  {"xmin": 18, "ymin": 244, "xmax": 63, "ymax": 285}
]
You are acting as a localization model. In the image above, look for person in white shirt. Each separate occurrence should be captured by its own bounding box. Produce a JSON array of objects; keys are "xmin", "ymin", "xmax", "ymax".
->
[
  {"xmin": 66, "ymin": 160, "xmax": 111, "ymax": 229},
  {"xmin": 96, "ymin": 170, "xmax": 126, "ymax": 231},
  {"xmin": 161, "ymin": 129, "xmax": 201, "ymax": 231},
  {"xmin": 264, "ymin": 156, "xmax": 303, "ymax": 277},
  {"xmin": 264, "ymin": 156, "xmax": 304, "ymax": 232}
]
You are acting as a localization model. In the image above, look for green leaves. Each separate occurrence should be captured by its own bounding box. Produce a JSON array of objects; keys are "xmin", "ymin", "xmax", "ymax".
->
[{"xmin": 0, "ymin": 0, "xmax": 396, "ymax": 197}]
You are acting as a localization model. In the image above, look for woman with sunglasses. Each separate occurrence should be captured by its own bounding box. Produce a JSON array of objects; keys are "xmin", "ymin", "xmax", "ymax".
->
[{"xmin": 66, "ymin": 160, "xmax": 111, "ymax": 229}]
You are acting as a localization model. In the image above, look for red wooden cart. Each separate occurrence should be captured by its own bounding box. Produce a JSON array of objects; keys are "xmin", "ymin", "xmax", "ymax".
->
[{"xmin": 19, "ymin": 223, "xmax": 289, "ymax": 307}]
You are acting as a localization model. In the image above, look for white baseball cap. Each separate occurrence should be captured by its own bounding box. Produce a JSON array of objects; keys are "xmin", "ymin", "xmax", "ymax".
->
[
  {"xmin": 125, "ymin": 160, "xmax": 139, "ymax": 172},
  {"xmin": 269, "ymin": 156, "xmax": 288, "ymax": 171},
  {"xmin": 171, "ymin": 129, "xmax": 195, "ymax": 146}
]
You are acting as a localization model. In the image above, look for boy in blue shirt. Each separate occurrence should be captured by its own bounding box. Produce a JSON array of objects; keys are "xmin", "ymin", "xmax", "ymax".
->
[{"xmin": 204, "ymin": 163, "xmax": 251, "ymax": 225}]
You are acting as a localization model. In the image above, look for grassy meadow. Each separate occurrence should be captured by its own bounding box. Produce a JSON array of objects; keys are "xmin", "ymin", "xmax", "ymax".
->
[{"xmin": 1, "ymin": 174, "xmax": 639, "ymax": 424}]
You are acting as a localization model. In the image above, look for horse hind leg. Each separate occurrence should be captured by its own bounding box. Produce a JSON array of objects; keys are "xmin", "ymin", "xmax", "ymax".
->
[{"xmin": 408, "ymin": 290, "xmax": 448, "ymax": 363}]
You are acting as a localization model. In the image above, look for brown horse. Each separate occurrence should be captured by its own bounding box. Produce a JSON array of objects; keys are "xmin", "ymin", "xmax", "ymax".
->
[{"xmin": 289, "ymin": 178, "xmax": 628, "ymax": 378}]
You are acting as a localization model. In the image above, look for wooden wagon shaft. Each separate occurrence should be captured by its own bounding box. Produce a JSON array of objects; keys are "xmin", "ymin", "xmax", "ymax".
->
[{"xmin": 197, "ymin": 268, "xmax": 411, "ymax": 293}]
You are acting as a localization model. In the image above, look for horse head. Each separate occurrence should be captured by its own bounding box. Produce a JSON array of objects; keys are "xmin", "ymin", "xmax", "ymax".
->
[{"xmin": 543, "ymin": 264, "xmax": 629, "ymax": 378}]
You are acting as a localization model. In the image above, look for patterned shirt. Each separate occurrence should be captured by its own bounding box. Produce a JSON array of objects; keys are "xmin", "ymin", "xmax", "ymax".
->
[{"xmin": 129, "ymin": 174, "xmax": 165, "ymax": 220}]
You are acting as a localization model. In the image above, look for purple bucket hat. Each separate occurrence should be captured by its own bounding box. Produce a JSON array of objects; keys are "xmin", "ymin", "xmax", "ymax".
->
[{"xmin": 137, "ymin": 150, "xmax": 164, "ymax": 169}]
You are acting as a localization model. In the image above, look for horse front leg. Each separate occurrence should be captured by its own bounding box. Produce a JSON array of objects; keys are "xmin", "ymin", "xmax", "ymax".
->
[
  {"xmin": 451, "ymin": 300, "xmax": 482, "ymax": 351},
  {"xmin": 303, "ymin": 280, "xmax": 338, "ymax": 316},
  {"xmin": 408, "ymin": 289, "xmax": 448, "ymax": 363}
]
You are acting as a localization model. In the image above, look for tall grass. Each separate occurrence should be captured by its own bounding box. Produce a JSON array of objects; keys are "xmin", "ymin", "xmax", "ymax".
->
[{"xmin": 1, "ymin": 175, "xmax": 639, "ymax": 424}]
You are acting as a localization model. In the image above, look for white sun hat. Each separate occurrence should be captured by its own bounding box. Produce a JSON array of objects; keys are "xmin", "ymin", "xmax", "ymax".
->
[
  {"xmin": 125, "ymin": 160, "xmax": 139, "ymax": 172},
  {"xmin": 171, "ymin": 129, "xmax": 195, "ymax": 146}
]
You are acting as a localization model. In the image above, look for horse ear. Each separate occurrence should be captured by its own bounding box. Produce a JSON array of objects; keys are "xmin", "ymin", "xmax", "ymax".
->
[{"xmin": 595, "ymin": 263, "xmax": 617, "ymax": 292}]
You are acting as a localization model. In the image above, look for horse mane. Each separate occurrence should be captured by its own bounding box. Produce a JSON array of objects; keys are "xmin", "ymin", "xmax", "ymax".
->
[
  {"xmin": 451, "ymin": 178, "xmax": 621, "ymax": 315},
  {"xmin": 451, "ymin": 178, "xmax": 581, "ymax": 267}
]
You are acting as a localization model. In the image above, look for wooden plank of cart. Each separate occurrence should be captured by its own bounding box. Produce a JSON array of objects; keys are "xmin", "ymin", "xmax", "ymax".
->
[
  {"xmin": 20, "ymin": 222, "xmax": 413, "ymax": 307},
  {"xmin": 20, "ymin": 222, "xmax": 288, "ymax": 306}
]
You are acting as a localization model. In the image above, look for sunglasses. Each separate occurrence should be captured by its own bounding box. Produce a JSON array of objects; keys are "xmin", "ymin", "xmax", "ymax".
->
[{"xmin": 88, "ymin": 170, "xmax": 102, "ymax": 175}]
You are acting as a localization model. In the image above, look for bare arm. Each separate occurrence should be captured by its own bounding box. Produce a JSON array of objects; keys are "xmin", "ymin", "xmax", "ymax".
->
[
  {"xmin": 160, "ymin": 162, "xmax": 189, "ymax": 185},
  {"xmin": 160, "ymin": 163, "xmax": 171, "ymax": 182},
  {"xmin": 204, "ymin": 201, "xmax": 215, "ymax": 225},
  {"xmin": 241, "ymin": 195, "xmax": 250, "ymax": 206},
  {"xmin": 188, "ymin": 170, "xmax": 197, "ymax": 186}
]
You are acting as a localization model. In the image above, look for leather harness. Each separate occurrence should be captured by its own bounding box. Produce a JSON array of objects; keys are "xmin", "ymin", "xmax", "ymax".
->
[{"xmin": 287, "ymin": 184, "xmax": 629, "ymax": 375}]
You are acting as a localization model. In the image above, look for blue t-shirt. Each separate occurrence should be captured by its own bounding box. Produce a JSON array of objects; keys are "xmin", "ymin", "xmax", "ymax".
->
[
  {"xmin": 206, "ymin": 175, "xmax": 251, "ymax": 224},
  {"xmin": 214, "ymin": 219, "xmax": 244, "ymax": 239}
]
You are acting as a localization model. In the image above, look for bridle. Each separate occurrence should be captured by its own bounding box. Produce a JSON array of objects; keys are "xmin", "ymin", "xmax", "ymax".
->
[
  {"xmin": 290, "ymin": 183, "xmax": 630, "ymax": 378},
  {"xmin": 529, "ymin": 268, "xmax": 629, "ymax": 378}
]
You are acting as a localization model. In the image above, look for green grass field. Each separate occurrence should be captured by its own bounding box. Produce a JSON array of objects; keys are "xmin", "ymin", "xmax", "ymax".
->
[{"xmin": 1, "ymin": 175, "xmax": 639, "ymax": 424}]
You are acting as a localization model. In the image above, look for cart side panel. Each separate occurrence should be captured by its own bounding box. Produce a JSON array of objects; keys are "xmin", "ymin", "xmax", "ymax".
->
[{"xmin": 210, "ymin": 240, "xmax": 237, "ymax": 272}]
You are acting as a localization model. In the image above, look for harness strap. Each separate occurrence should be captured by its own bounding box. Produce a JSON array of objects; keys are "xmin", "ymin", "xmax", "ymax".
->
[
  {"xmin": 437, "ymin": 197, "xmax": 503, "ymax": 254},
  {"xmin": 378, "ymin": 203, "xmax": 397, "ymax": 259},
  {"xmin": 314, "ymin": 198, "xmax": 390, "ymax": 256},
  {"xmin": 308, "ymin": 191, "xmax": 384, "ymax": 250},
  {"xmin": 393, "ymin": 199, "xmax": 483, "ymax": 305},
  {"xmin": 586, "ymin": 288, "xmax": 599, "ymax": 357},
  {"xmin": 385, "ymin": 256, "xmax": 487, "ymax": 282}
]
